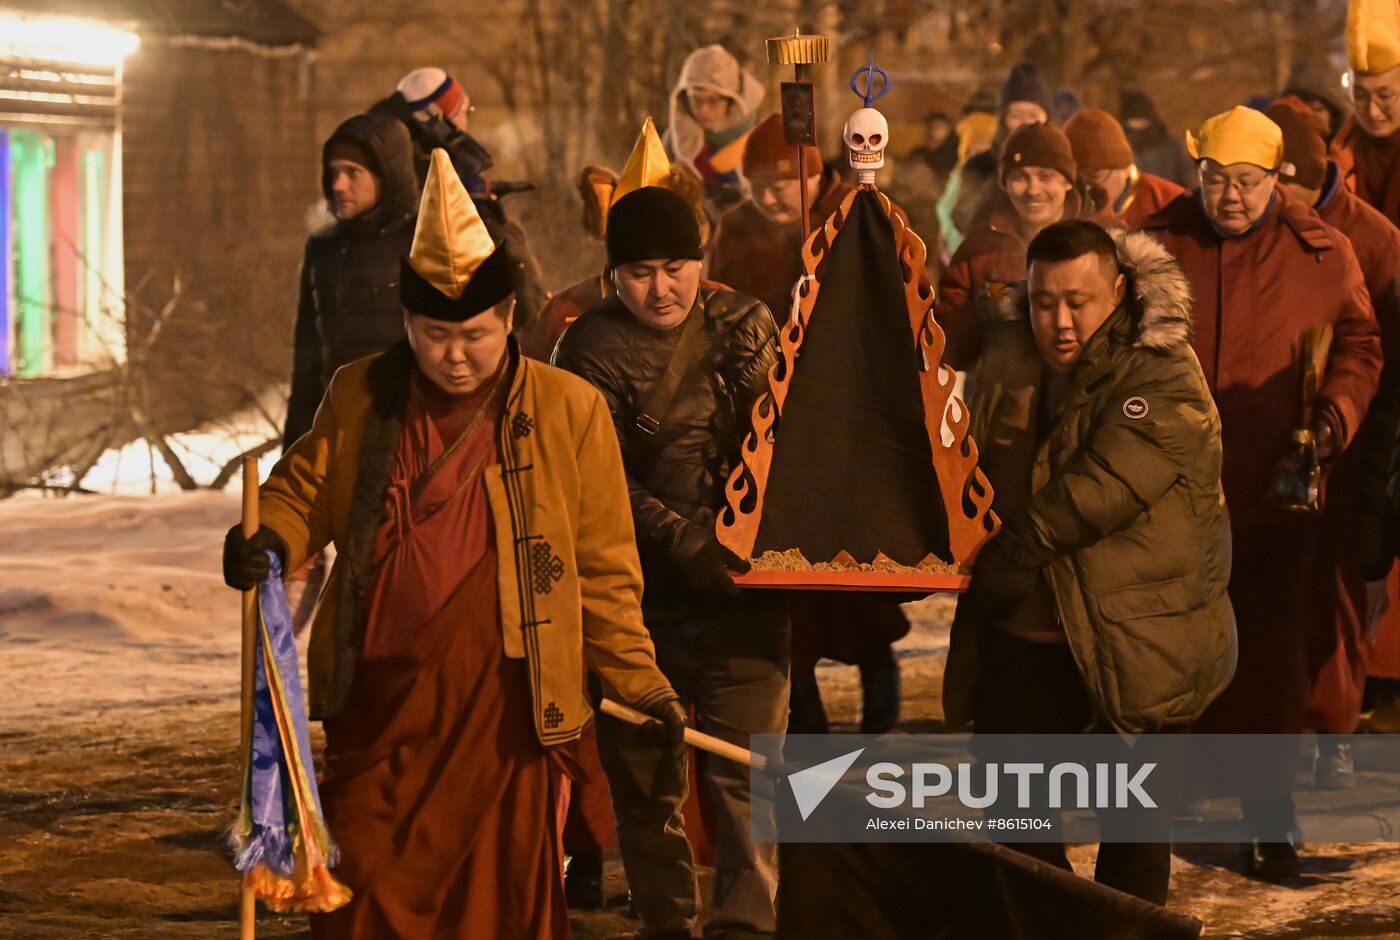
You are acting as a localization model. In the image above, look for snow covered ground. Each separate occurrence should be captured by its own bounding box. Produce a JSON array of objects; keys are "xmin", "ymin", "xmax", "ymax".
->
[{"xmin": 2, "ymin": 492, "xmax": 1400, "ymax": 938}]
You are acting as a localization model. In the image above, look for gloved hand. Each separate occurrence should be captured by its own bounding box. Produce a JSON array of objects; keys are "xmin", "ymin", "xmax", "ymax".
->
[
  {"xmin": 678, "ymin": 536, "xmax": 750, "ymax": 600},
  {"xmin": 968, "ymin": 517, "xmax": 1052, "ymax": 625},
  {"xmin": 637, "ymin": 697, "xmax": 688, "ymax": 750},
  {"xmin": 223, "ymin": 525, "xmax": 287, "ymax": 591}
]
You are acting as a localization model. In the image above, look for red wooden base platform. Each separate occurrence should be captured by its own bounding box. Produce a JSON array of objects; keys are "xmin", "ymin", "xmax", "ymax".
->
[{"xmin": 731, "ymin": 569, "xmax": 970, "ymax": 593}]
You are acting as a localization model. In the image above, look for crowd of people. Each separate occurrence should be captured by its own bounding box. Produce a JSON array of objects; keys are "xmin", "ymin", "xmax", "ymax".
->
[{"xmin": 218, "ymin": 1, "xmax": 1400, "ymax": 935}]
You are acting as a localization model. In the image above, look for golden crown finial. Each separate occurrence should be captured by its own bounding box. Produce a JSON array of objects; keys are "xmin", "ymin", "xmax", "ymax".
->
[{"xmin": 766, "ymin": 30, "xmax": 830, "ymax": 65}]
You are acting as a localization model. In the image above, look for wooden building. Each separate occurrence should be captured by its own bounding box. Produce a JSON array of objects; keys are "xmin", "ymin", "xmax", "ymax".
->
[{"xmin": 0, "ymin": 0, "xmax": 319, "ymax": 490}]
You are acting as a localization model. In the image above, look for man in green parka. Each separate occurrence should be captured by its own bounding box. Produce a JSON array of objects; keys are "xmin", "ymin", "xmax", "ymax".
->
[{"xmin": 943, "ymin": 219, "xmax": 1237, "ymax": 906}]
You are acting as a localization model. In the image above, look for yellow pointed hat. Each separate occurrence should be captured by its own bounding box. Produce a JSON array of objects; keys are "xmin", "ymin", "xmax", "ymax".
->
[
  {"xmin": 611, "ymin": 117, "xmax": 671, "ymax": 205},
  {"xmin": 1186, "ymin": 106, "xmax": 1283, "ymax": 171},
  {"xmin": 402, "ymin": 148, "xmax": 514, "ymax": 320},
  {"xmin": 1349, "ymin": 0, "xmax": 1400, "ymax": 74}
]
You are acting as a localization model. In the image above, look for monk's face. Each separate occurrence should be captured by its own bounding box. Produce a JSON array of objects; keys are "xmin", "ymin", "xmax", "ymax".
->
[
  {"xmin": 752, "ymin": 174, "xmax": 822, "ymax": 225},
  {"xmin": 1028, "ymin": 252, "xmax": 1125, "ymax": 373},
  {"xmin": 1198, "ymin": 159, "xmax": 1277, "ymax": 235},
  {"xmin": 1084, "ymin": 166, "xmax": 1133, "ymax": 211},
  {"xmin": 612, "ymin": 259, "xmax": 702, "ymax": 330},
  {"xmin": 1353, "ymin": 67, "xmax": 1400, "ymax": 138},
  {"xmin": 405, "ymin": 303, "xmax": 514, "ymax": 396}
]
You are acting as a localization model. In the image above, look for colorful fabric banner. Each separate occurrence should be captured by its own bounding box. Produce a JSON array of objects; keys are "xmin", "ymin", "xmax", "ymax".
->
[{"xmin": 229, "ymin": 553, "xmax": 352, "ymax": 914}]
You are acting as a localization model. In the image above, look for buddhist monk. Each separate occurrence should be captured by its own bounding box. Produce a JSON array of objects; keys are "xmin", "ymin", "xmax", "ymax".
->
[{"xmin": 223, "ymin": 148, "xmax": 684, "ymax": 938}]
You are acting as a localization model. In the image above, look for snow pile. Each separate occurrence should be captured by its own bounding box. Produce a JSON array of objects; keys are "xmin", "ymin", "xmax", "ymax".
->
[{"xmin": 0, "ymin": 490, "xmax": 242, "ymax": 644}]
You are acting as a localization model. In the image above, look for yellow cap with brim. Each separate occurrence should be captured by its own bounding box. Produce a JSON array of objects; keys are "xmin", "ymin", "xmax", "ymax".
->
[{"xmin": 1186, "ymin": 106, "xmax": 1284, "ymax": 171}]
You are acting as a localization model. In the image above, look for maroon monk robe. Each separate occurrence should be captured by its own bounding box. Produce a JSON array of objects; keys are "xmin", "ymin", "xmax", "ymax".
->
[
  {"xmin": 310, "ymin": 362, "xmax": 572, "ymax": 940},
  {"xmin": 1332, "ymin": 121, "xmax": 1400, "ymax": 683},
  {"xmin": 1335, "ymin": 118, "xmax": 1400, "ymax": 228}
]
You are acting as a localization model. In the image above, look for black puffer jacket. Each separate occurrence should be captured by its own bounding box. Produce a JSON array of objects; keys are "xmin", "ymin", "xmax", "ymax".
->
[
  {"xmin": 553, "ymin": 286, "xmax": 779, "ymax": 616},
  {"xmin": 284, "ymin": 113, "xmax": 419, "ymax": 448}
]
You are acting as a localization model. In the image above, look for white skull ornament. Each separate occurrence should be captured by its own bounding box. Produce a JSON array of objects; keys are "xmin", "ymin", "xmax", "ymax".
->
[{"xmin": 844, "ymin": 107, "xmax": 888, "ymax": 183}]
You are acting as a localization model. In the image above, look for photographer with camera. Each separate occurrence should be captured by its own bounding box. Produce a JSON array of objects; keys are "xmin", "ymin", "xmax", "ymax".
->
[{"xmin": 372, "ymin": 67, "xmax": 548, "ymax": 333}]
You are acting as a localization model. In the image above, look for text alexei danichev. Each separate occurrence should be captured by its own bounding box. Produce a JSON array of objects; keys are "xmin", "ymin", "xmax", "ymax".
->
[{"xmin": 865, "ymin": 817, "xmax": 1053, "ymax": 831}]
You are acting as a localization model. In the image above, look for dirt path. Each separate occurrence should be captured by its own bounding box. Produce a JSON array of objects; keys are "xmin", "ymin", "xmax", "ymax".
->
[{"xmin": 2, "ymin": 493, "xmax": 1398, "ymax": 938}]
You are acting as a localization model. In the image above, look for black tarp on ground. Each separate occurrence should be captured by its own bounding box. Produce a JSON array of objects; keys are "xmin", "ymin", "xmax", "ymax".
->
[
  {"xmin": 772, "ymin": 773, "xmax": 1201, "ymax": 940},
  {"xmin": 753, "ymin": 189, "xmax": 951, "ymax": 565},
  {"xmin": 778, "ymin": 839, "xmax": 1201, "ymax": 940}
]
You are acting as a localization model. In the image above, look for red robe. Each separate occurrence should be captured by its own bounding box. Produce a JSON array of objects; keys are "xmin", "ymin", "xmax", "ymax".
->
[
  {"xmin": 1330, "ymin": 123, "xmax": 1400, "ymax": 682},
  {"xmin": 1333, "ymin": 117, "xmax": 1400, "ymax": 229},
  {"xmin": 1145, "ymin": 193, "xmax": 1380, "ymax": 777},
  {"xmin": 519, "ymin": 275, "xmax": 608, "ymax": 363},
  {"xmin": 1119, "ymin": 172, "xmax": 1187, "ymax": 229},
  {"xmin": 1087, "ymin": 172, "xmax": 1186, "ymax": 230},
  {"xmin": 311, "ymin": 366, "xmax": 571, "ymax": 939},
  {"xmin": 1308, "ymin": 178, "xmax": 1400, "ymax": 730}
]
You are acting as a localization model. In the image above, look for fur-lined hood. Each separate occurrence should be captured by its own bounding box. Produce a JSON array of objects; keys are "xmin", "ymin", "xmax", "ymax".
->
[{"xmin": 1114, "ymin": 229, "xmax": 1194, "ymax": 351}]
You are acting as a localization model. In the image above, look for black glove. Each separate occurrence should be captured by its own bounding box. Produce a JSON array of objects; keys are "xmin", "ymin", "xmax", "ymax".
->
[
  {"xmin": 223, "ymin": 525, "xmax": 287, "ymax": 591},
  {"xmin": 678, "ymin": 536, "xmax": 750, "ymax": 600},
  {"xmin": 637, "ymin": 697, "xmax": 688, "ymax": 750},
  {"xmin": 968, "ymin": 516, "xmax": 1052, "ymax": 625}
]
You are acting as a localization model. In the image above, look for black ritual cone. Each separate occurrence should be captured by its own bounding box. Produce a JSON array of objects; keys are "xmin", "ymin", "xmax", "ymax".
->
[{"xmin": 753, "ymin": 189, "xmax": 951, "ymax": 565}]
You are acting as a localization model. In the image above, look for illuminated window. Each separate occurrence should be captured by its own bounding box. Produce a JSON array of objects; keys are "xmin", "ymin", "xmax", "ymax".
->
[{"xmin": 1, "ymin": 13, "xmax": 137, "ymax": 377}]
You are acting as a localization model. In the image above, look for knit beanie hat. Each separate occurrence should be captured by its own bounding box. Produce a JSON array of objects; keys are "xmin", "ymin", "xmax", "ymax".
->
[
  {"xmin": 1052, "ymin": 88, "xmax": 1083, "ymax": 125},
  {"xmin": 397, "ymin": 67, "xmax": 467, "ymax": 118},
  {"xmin": 1119, "ymin": 90, "xmax": 1161, "ymax": 127},
  {"xmin": 743, "ymin": 113, "xmax": 822, "ymax": 182},
  {"xmin": 1063, "ymin": 108, "xmax": 1135, "ymax": 173},
  {"xmin": 1282, "ymin": 59, "xmax": 1352, "ymax": 123},
  {"xmin": 324, "ymin": 138, "xmax": 377, "ymax": 175},
  {"xmin": 606, "ymin": 187, "xmax": 705, "ymax": 268},
  {"xmin": 1265, "ymin": 99, "xmax": 1329, "ymax": 189},
  {"xmin": 998, "ymin": 62, "xmax": 1051, "ymax": 112},
  {"xmin": 1000, "ymin": 122, "xmax": 1077, "ymax": 184}
]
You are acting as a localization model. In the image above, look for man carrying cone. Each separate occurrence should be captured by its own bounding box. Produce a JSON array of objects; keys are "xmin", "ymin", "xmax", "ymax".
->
[
  {"xmin": 554, "ymin": 186, "xmax": 788, "ymax": 940},
  {"xmin": 222, "ymin": 149, "xmax": 682, "ymax": 938},
  {"xmin": 709, "ymin": 111, "xmax": 912, "ymax": 736}
]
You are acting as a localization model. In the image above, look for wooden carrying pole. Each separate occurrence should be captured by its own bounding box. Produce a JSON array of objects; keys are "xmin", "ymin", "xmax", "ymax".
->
[
  {"xmin": 600, "ymin": 698, "xmax": 768, "ymax": 772},
  {"xmin": 765, "ymin": 30, "xmax": 831, "ymax": 242},
  {"xmin": 239, "ymin": 456, "xmax": 258, "ymax": 939}
]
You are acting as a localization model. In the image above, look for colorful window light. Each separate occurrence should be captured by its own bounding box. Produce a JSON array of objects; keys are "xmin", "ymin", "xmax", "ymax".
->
[{"xmin": 1, "ymin": 12, "xmax": 135, "ymax": 378}]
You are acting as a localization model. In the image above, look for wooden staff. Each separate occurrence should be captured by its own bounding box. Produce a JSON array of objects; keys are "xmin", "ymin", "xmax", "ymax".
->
[
  {"xmin": 239, "ymin": 456, "xmax": 258, "ymax": 939},
  {"xmin": 765, "ymin": 30, "xmax": 831, "ymax": 242},
  {"xmin": 600, "ymin": 698, "xmax": 769, "ymax": 773}
]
